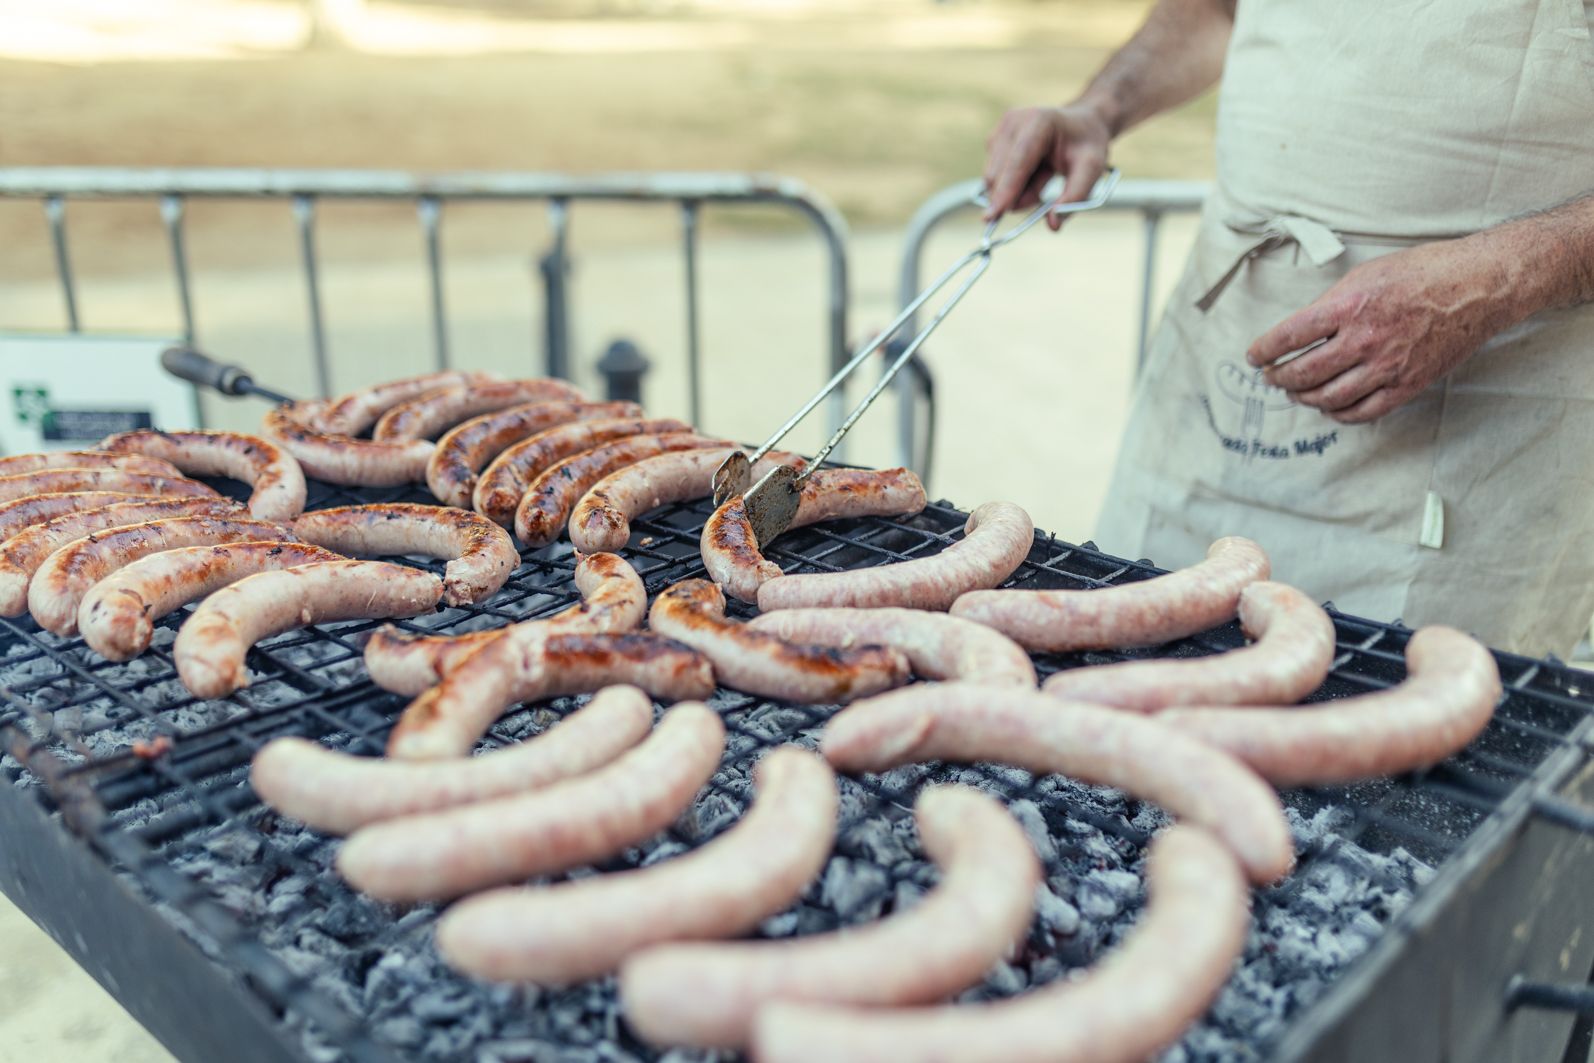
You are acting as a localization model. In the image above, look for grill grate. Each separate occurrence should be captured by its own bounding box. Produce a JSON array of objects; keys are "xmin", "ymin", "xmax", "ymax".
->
[{"xmin": 2, "ymin": 477, "xmax": 1592, "ymax": 1063}]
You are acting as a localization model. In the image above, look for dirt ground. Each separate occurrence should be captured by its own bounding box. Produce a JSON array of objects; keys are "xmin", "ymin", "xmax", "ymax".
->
[{"xmin": 0, "ymin": 2, "xmax": 1216, "ymax": 1059}]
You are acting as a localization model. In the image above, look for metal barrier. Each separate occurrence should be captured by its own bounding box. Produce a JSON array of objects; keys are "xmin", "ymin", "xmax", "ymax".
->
[
  {"xmin": 893, "ymin": 177, "xmax": 1209, "ymax": 475},
  {"xmin": 0, "ymin": 168, "xmax": 851, "ymax": 431}
]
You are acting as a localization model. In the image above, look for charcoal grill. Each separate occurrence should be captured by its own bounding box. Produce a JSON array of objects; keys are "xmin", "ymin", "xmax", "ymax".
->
[{"xmin": 2, "ymin": 473, "xmax": 1593, "ymax": 1063}]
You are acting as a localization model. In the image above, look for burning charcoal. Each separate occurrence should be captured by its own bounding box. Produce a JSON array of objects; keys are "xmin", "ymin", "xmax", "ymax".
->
[
  {"xmin": 1033, "ymin": 882, "xmax": 1081, "ymax": 937},
  {"xmin": 759, "ymin": 909, "xmax": 800, "ymax": 937},
  {"xmin": 1006, "ymin": 799, "xmax": 1060, "ymax": 864},
  {"xmin": 640, "ymin": 840, "xmax": 689, "ymax": 868},
  {"xmin": 374, "ymin": 1015, "xmax": 427, "ymax": 1049},
  {"xmin": 846, "ymin": 817, "xmax": 913, "ymax": 868},
  {"xmin": 411, "ymin": 987, "xmax": 479, "ymax": 1022},
  {"xmin": 794, "ymin": 902, "xmax": 836, "ymax": 936},
  {"xmin": 680, "ymin": 792, "xmax": 740, "ymax": 841},
  {"xmin": 820, "ymin": 856, "xmax": 891, "ymax": 922},
  {"xmin": 983, "ymin": 960, "xmax": 1027, "ymax": 995}
]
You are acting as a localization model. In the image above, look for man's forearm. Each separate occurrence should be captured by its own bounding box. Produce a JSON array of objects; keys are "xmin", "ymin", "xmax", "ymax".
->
[
  {"xmin": 1074, "ymin": 0, "xmax": 1236, "ymax": 137},
  {"xmin": 1477, "ymin": 193, "xmax": 1594, "ymax": 323}
]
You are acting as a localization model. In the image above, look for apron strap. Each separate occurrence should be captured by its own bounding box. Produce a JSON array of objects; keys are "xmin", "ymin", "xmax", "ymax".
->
[{"xmin": 1195, "ymin": 214, "xmax": 1348, "ymax": 312}]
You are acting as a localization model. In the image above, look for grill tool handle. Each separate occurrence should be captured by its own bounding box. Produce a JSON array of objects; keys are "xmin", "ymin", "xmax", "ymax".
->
[{"xmin": 161, "ymin": 347, "xmax": 295, "ymax": 406}]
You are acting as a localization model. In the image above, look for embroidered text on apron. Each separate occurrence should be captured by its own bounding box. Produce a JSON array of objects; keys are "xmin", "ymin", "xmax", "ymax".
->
[{"xmin": 1094, "ymin": 0, "xmax": 1594, "ymax": 655}]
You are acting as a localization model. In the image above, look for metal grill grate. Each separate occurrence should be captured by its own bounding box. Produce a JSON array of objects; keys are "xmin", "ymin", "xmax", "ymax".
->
[{"xmin": 2, "ymin": 477, "xmax": 1592, "ymax": 1063}]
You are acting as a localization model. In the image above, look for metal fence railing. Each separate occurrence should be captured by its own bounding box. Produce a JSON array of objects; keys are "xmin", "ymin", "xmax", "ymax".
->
[
  {"xmin": 0, "ymin": 168, "xmax": 1212, "ymax": 480},
  {"xmin": 0, "ymin": 168, "xmax": 851, "ymax": 433}
]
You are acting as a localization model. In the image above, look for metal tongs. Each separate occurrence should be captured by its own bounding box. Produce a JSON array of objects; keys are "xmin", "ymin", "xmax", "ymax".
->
[{"xmin": 712, "ymin": 168, "xmax": 1122, "ymax": 543}]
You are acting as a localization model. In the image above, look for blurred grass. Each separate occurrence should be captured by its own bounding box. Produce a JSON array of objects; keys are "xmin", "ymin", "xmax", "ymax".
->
[{"xmin": 0, "ymin": 0, "xmax": 1218, "ymax": 264}]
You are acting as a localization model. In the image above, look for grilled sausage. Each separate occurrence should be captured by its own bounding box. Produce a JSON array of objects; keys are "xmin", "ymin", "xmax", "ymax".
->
[
  {"xmin": 28, "ymin": 515, "xmax": 296, "ymax": 635},
  {"xmin": 620, "ymin": 784, "xmax": 1040, "ymax": 1051},
  {"xmin": 1041, "ymin": 581, "xmax": 1336, "ymax": 711},
  {"xmin": 746, "ymin": 607, "xmax": 1036, "ymax": 686},
  {"xmin": 289, "ymin": 503, "xmax": 518, "ymax": 606},
  {"xmin": 0, "ymin": 491, "xmax": 163, "ymax": 542},
  {"xmin": 950, "ymin": 536, "xmax": 1271, "ymax": 653},
  {"xmin": 649, "ymin": 579, "xmax": 910, "ymax": 703},
  {"xmin": 363, "ymin": 551, "xmax": 646, "ymax": 695},
  {"xmin": 78, "ymin": 542, "xmax": 344, "ymax": 661},
  {"xmin": 262, "ymin": 403, "xmax": 434, "ymax": 487},
  {"xmin": 820, "ymin": 681, "xmax": 1293, "ymax": 884},
  {"xmin": 426, "ymin": 400, "xmax": 645, "ymax": 509},
  {"xmin": 756, "ymin": 501, "xmax": 1034, "ymax": 613},
  {"xmin": 251, "ymin": 684, "xmax": 656, "ymax": 835},
  {"xmin": 313, "ymin": 370, "xmax": 499, "ymax": 437},
  {"xmin": 387, "ymin": 629, "xmax": 715, "ymax": 760},
  {"xmin": 99, "ymin": 429, "xmax": 308, "ymax": 521},
  {"xmin": 569, "ymin": 447, "xmax": 803, "ymax": 555},
  {"xmin": 752, "ymin": 825, "xmax": 1249, "ymax": 1063},
  {"xmin": 174, "ymin": 560, "xmax": 443, "ymax": 698},
  {"xmin": 0, "ymin": 468, "xmax": 217, "ymax": 505},
  {"xmin": 437, "ymin": 745, "xmax": 837, "ymax": 985},
  {"xmin": 473, "ymin": 415, "xmax": 687, "ymax": 526},
  {"xmin": 1157, "ymin": 625, "xmax": 1501, "ymax": 786},
  {"xmin": 0, "ymin": 498, "xmax": 248, "ymax": 617},
  {"xmin": 372, "ymin": 378, "xmax": 587, "ymax": 443},
  {"xmin": 0, "ymin": 451, "xmax": 182, "ymax": 479},
  {"xmin": 703, "ymin": 468, "xmax": 928, "ymax": 603},
  {"xmin": 515, "ymin": 432, "xmax": 735, "ymax": 548},
  {"xmin": 338, "ymin": 703, "xmax": 725, "ymax": 901}
]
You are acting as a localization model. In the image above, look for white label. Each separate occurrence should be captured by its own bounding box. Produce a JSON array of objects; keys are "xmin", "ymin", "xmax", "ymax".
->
[{"xmin": 1419, "ymin": 490, "xmax": 1445, "ymax": 550}]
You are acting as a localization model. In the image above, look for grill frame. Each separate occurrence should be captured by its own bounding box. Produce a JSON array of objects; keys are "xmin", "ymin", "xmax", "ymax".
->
[{"xmin": 1, "ymin": 475, "xmax": 1592, "ymax": 1063}]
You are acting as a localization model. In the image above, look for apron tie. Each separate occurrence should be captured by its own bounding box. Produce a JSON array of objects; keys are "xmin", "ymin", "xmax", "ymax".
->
[{"xmin": 1195, "ymin": 214, "xmax": 1347, "ymax": 312}]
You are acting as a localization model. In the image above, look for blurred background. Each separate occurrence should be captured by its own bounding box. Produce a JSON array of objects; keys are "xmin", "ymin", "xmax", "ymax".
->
[{"xmin": 0, "ymin": 0, "xmax": 1215, "ymax": 1057}]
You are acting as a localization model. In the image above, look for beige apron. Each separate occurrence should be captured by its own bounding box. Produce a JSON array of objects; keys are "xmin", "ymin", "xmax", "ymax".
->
[{"xmin": 1095, "ymin": 0, "xmax": 1594, "ymax": 656}]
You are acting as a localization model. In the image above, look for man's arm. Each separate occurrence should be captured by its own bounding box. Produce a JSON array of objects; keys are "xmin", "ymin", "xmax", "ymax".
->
[
  {"xmin": 983, "ymin": 0, "xmax": 1236, "ymax": 225},
  {"xmin": 1250, "ymin": 193, "xmax": 1594, "ymax": 424}
]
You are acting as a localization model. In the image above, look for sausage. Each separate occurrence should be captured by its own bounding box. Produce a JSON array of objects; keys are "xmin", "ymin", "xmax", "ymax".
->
[
  {"xmin": 1157, "ymin": 625, "xmax": 1501, "ymax": 786},
  {"xmin": 337, "ymin": 702, "xmax": 725, "ymax": 901},
  {"xmin": 0, "ymin": 468, "xmax": 218, "ymax": 504},
  {"xmin": 251, "ymin": 684, "xmax": 656, "ymax": 835},
  {"xmin": 0, "ymin": 451, "xmax": 182, "ymax": 479},
  {"xmin": 426, "ymin": 400, "xmax": 645, "ymax": 509},
  {"xmin": 1040, "ymin": 580, "xmax": 1336, "ymax": 711},
  {"xmin": 702, "ymin": 468, "xmax": 928, "ymax": 603},
  {"xmin": 751, "ymin": 826, "xmax": 1249, "ymax": 1063},
  {"xmin": 386, "ymin": 628, "xmax": 714, "ymax": 760},
  {"xmin": 174, "ymin": 560, "xmax": 443, "ymax": 698},
  {"xmin": 950, "ymin": 536, "xmax": 1271, "ymax": 653},
  {"xmin": 78, "ymin": 541, "xmax": 345, "ymax": 661},
  {"xmin": 619, "ymin": 784, "xmax": 1040, "ymax": 1051},
  {"xmin": 746, "ymin": 607, "xmax": 1036, "ymax": 686},
  {"xmin": 648, "ymin": 579, "xmax": 910, "ymax": 703},
  {"xmin": 436, "ymin": 745, "xmax": 837, "ymax": 985},
  {"xmin": 474, "ymin": 414, "xmax": 687, "ymax": 526},
  {"xmin": 99, "ymin": 429, "xmax": 308, "ymax": 521},
  {"xmin": 757, "ymin": 501, "xmax": 1034, "ymax": 613},
  {"xmin": 261, "ymin": 403, "xmax": 434, "ymax": 487},
  {"xmin": 0, "ymin": 491, "xmax": 163, "ymax": 542},
  {"xmin": 515, "ymin": 432, "xmax": 734, "ymax": 548},
  {"xmin": 313, "ymin": 370, "xmax": 499, "ymax": 437},
  {"xmin": 363, "ymin": 551, "xmax": 646, "ymax": 695},
  {"xmin": 28, "ymin": 515, "xmax": 296, "ymax": 635},
  {"xmin": 569, "ymin": 447, "xmax": 803, "ymax": 555},
  {"xmin": 0, "ymin": 498, "xmax": 248, "ymax": 617},
  {"xmin": 820, "ymin": 681, "xmax": 1293, "ymax": 884},
  {"xmin": 371, "ymin": 378, "xmax": 587, "ymax": 442},
  {"xmin": 288, "ymin": 503, "xmax": 518, "ymax": 606}
]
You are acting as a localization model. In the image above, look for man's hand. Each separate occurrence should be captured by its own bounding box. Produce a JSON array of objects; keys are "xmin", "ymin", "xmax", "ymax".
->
[
  {"xmin": 1246, "ymin": 237, "xmax": 1517, "ymax": 424},
  {"xmin": 982, "ymin": 104, "xmax": 1112, "ymax": 230}
]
